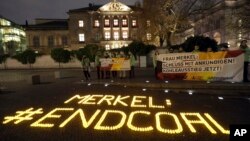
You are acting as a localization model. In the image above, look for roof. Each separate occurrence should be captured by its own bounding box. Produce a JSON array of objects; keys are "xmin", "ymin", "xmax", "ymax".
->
[
  {"xmin": 0, "ymin": 14, "xmax": 24, "ymax": 29},
  {"xmin": 25, "ymin": 20, "xmax": 68, "ymax": 30},
  {"xmin": 99, "ymin": 1, "xmax": 132, "ymax": 12},
  {"xmin": 68, "ymin": 5, "xmax": 101, "ymax": 13},
  {"xmin": 68, "ymin": 3, "xmax": 142, "ymax": 13}
]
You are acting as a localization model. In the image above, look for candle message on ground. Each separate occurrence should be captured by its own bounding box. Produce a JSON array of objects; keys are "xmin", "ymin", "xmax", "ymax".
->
[{"xmin": 2, "ymin": 94, "xmax": 230, "ymax": 135}]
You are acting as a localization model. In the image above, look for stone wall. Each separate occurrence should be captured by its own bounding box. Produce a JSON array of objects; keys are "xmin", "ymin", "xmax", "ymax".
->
[{"xmin": 0, "ymin": 55, "xmax": 81, "ymax": 69}]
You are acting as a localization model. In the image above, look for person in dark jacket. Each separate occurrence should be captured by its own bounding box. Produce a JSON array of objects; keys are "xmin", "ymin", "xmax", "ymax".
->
[
  {"xmin": 240, "ymin": 40, "xmax": 250, "ymax": 82},
  {"xmin": 81, "ymin": 55, "xmax": 91, "ymax": 81}
]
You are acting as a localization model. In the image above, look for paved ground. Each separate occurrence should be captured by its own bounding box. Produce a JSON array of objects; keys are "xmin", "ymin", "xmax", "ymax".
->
[{"xmin": 0, "ymin": 68, "xmax": 250, "ymax": 141}]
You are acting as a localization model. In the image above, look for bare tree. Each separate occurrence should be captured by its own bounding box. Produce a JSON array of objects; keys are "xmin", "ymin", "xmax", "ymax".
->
[
  {"xmin": 227, "ymin": 0, "xmax": 250, "ymax": 40},
  {"xmin": 144, "ymin": 0, "xmax": 218, "ymax": 47}
]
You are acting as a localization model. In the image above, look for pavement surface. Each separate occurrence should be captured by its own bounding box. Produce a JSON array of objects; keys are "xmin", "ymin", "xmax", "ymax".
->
[{"xmin": 0, "ymin": 68, "xmax": 250, "ymax": 141}]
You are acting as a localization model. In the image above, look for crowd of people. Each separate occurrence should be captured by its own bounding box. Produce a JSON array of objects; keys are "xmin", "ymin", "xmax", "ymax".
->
[
  {"xmin": 152, "ymin": 40, "xmax": 250, "ymax": 82},
  {"xmin": 81, "ymin": 40, "xmax": 250, "ymax": 82},
  {"xmin": 81, "ymin": 51, "xmax": 136, "ymax": 81}
]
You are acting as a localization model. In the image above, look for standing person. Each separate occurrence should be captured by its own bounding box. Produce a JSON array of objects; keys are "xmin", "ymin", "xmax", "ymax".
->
[
  {"xmin": 81, "ymin": 55, "xmax": 91, "ymax": 81},
  {"xmin": 95, "ymin": 52, "xmax": 101, "ymax": 79},
  {"xmin": 240, "ymin": 40, "xmax": 250, "ymax": 82},
  {"xmin": 153, "ymin": 50, "xmax": 159, "ymax": 79},
  {"xmin": 104, "ymin": 52, "xmax": 111, "ymax": 79},
  {"xmin": 111, "ymin": 52, "xmax": 117, "ymax": 78},
  {"xmin": 129, "ymin": 51, "xmax": 136, "ymax": 78},
  {"xmin": 118, "ymin": 51, "xmax": 126, "ymax": 79},
  {"xmin": 193, "ymin": 45, "xmax": 200, "ymax": 52},
  {"xmin": 207, "ymin": 47, "xmax": 213, "ymax": 52},
  {"xmin": 178, "ymin": 47, "xmax": 184, "ymax": 53},
  {"xmin": 100, "ymin": 53, "xmax": 105, "ymax": 79}
]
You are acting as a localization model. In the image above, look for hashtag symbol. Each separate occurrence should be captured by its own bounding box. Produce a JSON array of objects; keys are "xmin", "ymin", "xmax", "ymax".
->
[{"xmin": 3, "ymin": 108, "xmax": 43, "ymax": 124}]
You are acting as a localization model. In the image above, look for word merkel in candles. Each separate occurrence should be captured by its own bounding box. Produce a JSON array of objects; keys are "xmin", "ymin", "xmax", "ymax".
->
[
  {"xmin": 2, "ymin": 94, "xmax": 229, "ymax": 135},
  {"xmin": 64, "ymin": 95, "xmax": 171, "ymax": 108}
]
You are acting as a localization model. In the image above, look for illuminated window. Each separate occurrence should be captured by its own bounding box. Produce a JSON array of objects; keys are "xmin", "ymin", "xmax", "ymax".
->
[
  {"xmin": 147, "ymin": 33, "xmax": 152, "ymax": 41},
  {"xmin": 94, "ymin": 20, "xmax": 100, "ymax": 27},
  {"xmin": 113, "ymin": 19, "xmax": 119, "ymax": 27},
  {"xmin": 104, "ymin": 19, "xmax": 110, "ymax": 27},
  {"xmin": 79, "ymin": 33, "xmax": 85, "ymax": 42},
  {"xmin": 132, "ymin": 20, "xmax": 137, "ymax": 27},
  {"xmin": 48, "ymin": 36, "xmax": 54, "ymax": 47},
  {"xmin": 238, "ymin": 19, "xmax": 242, "ymax": 27},
  {"xmin": 147, "ymin": 20, "xmax": 151, "ymax": 27},
  {"xmin": 105, "ymin": 44, "xmax": 110, "ymax": 50},
  {"xmin": 61, "ymin": 36, "xmax": 68, "ymax": 46},
  {"xmin": 105, "ymin": 32, "xmax": 111, "ymax": 40},
  {"xmin": 238, "ymin": 32, "xmax": 242, "ymax": 40},
  {"xmin": 0, "ymin": 19, "xmax": 11, "ymax": 26},
  {"xmin": 122, "ymin": 19, "xmax": 128, "ymax": 27},
  {"xmin": 122, "ymin": 31, "xmax": 128, "ymax": 39},
  {"xmin": 114, "ymin": 31, "xmax": 119, "ymax": 40},
  {"xmin": 33, "ymin": 36, "xmax": 40, "ymax": 47},
  {"xmin": 112, "ymin": 44, "xmax": 119, "ymax": 49},
  {"xmin": 79, "ymin": 20, "xmax": 84, "ymax": 27}
]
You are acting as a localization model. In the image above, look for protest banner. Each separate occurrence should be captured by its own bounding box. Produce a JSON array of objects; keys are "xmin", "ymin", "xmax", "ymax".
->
[
  {"xmin": 100, "ymin": 58, "xmax": 130, "ymax": 71},
  {"xmin": 156, "ymin": 50, "xmax": 244, "ymax": 82}
]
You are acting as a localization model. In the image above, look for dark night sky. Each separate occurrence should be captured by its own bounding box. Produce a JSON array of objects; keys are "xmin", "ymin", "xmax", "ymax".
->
[{"xmin": 0, "ymin": 0, "xmax": 139, "ymax": 24}]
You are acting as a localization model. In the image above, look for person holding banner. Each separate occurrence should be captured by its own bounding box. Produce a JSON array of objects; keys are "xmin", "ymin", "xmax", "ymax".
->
[
  {"xmin": 240, "ymin": 40, "xmax": 250, "ymax": 82},
  {"xmin": 129, "ymin": 51, "xmax": 136, "ymax": 78},
  {"xmin": 118, "ymin": 51, "xmax": 126, "ymax": 79},
  {"xmin": 111, "ymin": 52, "xmax": 117, "ymax": 78},
  {"xmin": 104, "ymin": 52, "xmax": 111, "ymax": 79},
  {"xmin": 81, "ymin": 56, "xmax": 91, "ymax": 81},
  {"xmin": 95, "ymin": 52, "xmax": 101, "ymax": 79},
  {"xmin": 193, "ymin": 45, "xmax": 200, "ymax": 52},
  {"xmin": 153, "ymin": 50, "xmax": 159, "ymax": 79}
]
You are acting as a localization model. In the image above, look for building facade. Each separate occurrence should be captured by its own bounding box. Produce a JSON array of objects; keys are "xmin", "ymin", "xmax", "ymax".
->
[
  {"xmin": 68, "ymin": 1, "xmax": 145, "ymax": 51},
  {"xmin": 26, "ymin": 19, "xmax": 69, "ymax": 53},
  {"xmin": 26, "ymin": 0, "xmax": 150, "ymax": 54},
  {"xmin": 178, "ymin": 0, "xmax": 249, "ymax": 47},
  {"xmin": 0, "ymin": 15, "xmax": 26, "ymax": 55},
  {"xmin": 25, "ymin": 0, "xmax": 249, "ymax": 54}
]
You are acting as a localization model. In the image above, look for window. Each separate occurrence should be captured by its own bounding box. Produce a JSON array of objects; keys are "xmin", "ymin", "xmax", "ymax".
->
[
  {"xmin": 79, "ymin": 33, "xmax": 85, "ymax": 42},
  {"xmin": 113, "ymin": 19, "xmax": 119, "ymax": 27},
  {"xmin": 95, "ymin": 33, "xmax": 100, "ymax": 41},
  {"xmin": 0, "ymin": 19, "xmax": 11, "ymax": 26},
  {"xmin": 114, "ymin": 44, "xmax": 119, "ymax": 49},
  {"xmin": 104, "ymin": 19, "xmax": 110, "ymax": 27},
  {"xmin": 79, "ymin": 20, "xmax": 84, "ymax": 27},
  {"xmin": 105, "ymin": 32, "xmax": 111, "ymax": 40},
  {"xmin": 48, "ymin": 36, "xmax": 54, "ymax": 47},
  {"xmin": 105, "ymin": 44, "xmax": 110, "ymax": 50},
  {"xmin": 132, "ymin": 19, "xmax": 137, "ymax": 27},
  {"xmin": 122, "ymin": 31, "xmax": 128, "ymax": 39},
  {"xmin": 122, "ymin": 18, "xmax": 128, "ymax": 27},
  {"xmin": 146, "ymin": 20, "xmax": 151, "ymax": 27},
  {"xmin": 61, "ymin": 36, "xmax": 68, "ymax": 46},
  {"xmin": 146, "ymin": 33, "xmax": 152, "ymax": 41},
  {"xmin": 94, "ymin": 20, "xmax": 100, "ymax": 27},
  {"xmin": 33, "ymin": 36, "xmax": 40, "ymax": 47},
  {"xmin": 238, "ymin": 32, "xmax": 242, "ymax": 40},
  {"xmin": 238, "ymin": 19, "xmax": 242, "ymax": 27},
  {"xmin": 114, "ymin": 31, "xmax": 119, "ymax": 40},
  {"xmin": 215, "ymin": 19, "xmax": 220, "ymax": 29}
]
